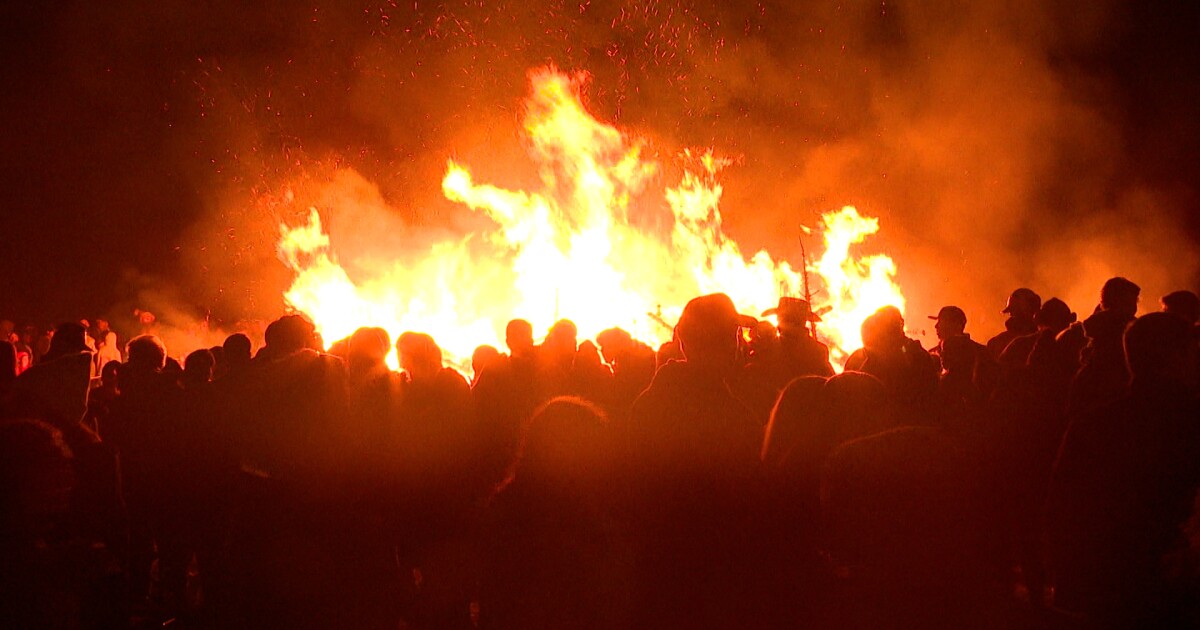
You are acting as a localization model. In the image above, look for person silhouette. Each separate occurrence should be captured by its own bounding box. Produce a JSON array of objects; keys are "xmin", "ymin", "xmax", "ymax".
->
[
  {"xmin": 1047, "ymin": 312, "xmax": 1200, "ymax": 625},
  {"xmin": 481, "ymin": 397, "xmax": 634, "ymax": 629},
  {"xmin": 1063, "ymin": 277, "xmax": 1141, "ymax": 416},
  {"xmin": 626, "ymin": 293, "xmax": 763, "ymax": 627},
  {"xmin": 987, "ymin": 288, "xmax": 1041, "ymax": 359}
]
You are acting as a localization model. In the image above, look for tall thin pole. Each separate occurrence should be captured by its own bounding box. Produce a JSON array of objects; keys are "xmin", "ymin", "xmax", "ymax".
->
[{"xmin": 799, "ymin": 232, "xmax": 817, "ymax": 339}]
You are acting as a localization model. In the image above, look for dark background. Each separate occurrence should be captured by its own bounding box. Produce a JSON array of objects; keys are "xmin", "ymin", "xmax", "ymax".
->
[{"xmin": 2, "ymin": 0, "xmax": 1198, "ymax": 336}]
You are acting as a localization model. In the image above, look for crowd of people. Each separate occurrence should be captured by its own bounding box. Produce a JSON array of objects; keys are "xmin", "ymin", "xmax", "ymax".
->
[{"xmin": 1, "ymin": 277, "xmax": 1199, "ymax": 629}]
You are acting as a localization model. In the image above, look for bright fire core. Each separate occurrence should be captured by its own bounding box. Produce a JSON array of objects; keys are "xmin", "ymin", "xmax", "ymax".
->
[{"xmin": 278, "ymin": 67, "xmax": 905, "ymax": 370}]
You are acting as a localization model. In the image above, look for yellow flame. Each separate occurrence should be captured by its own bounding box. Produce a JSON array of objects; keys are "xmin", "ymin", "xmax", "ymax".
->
[
  {"xmin": 813, "ymin": 207, "xmax": 907, "ymax": 366},
  {"xmin": 277, "ymin": 67, "xmax": 905, "ymax": 371}
]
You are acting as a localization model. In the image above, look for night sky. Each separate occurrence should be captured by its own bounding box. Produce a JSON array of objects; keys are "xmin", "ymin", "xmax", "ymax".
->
[{"xmin": 2, "ymin": 0, "xmax": 1199, "ymax": 335}]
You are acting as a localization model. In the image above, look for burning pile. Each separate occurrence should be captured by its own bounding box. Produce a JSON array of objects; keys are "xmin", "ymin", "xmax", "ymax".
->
[{"xmin": 278, "ymin": 67, "xmax": 904, "ymax": 369}]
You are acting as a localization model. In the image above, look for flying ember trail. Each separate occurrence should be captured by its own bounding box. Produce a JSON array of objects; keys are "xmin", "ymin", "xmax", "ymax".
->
[{"xmin": 277, "ymin": 67, "xmax": 904, "ymax": 370}]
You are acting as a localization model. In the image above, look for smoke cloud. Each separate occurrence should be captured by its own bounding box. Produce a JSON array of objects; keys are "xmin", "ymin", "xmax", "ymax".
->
[{"xmin": 7, "ymin": 0, "xmax": 1198, "ymax": 348}]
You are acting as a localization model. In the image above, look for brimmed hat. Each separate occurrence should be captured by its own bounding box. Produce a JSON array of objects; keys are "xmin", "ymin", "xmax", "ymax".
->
[{"xmin": 761, "ymin": 297, "xmax": 822, "ymax": 324}]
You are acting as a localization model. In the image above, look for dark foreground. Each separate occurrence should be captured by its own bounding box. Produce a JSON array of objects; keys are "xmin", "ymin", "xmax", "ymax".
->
[{"xmin": 2, "ymin": 280, "xmax": 1199, "ymax": 629}]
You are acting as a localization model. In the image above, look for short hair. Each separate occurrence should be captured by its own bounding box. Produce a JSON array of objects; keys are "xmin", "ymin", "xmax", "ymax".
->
[
  {"xmin": 126, "ymin": 335, "xmax": 167, "ymax": 371},
  {"xmin": 1100, "ymin": 277, "xmax": 1140, "ymax": 313},
  {"xmin": 397, "ymin": 332, "xmax": 442, "ymax": 372},
  {"xmin": 264, "ymin": 314, "xmax": 315, "ymax": 354},
  {"xmin": 222, "ymin": 333, "xmax": 252, "ymax": 360}
]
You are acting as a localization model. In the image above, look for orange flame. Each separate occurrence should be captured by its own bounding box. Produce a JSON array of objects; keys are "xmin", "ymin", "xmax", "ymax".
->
[
  {"xmin": 812, "ymin": 207, "xmax": 907, "ymax": 366},
  {"xmin": 277, "ymin": 67, "xmax": 904, "ymax": 371}
]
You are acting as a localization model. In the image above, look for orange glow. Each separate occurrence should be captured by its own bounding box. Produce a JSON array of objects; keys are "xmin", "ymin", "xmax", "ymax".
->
[
  {"xmin": 812, "ymin": 207, "xmax": 907, "ymax": 366},
  {"xmin": 277, "ymin": 67, "xmax": 905, "ymax": 371}
]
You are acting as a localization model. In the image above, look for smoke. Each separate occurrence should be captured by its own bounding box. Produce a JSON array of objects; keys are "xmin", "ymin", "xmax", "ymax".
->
[
  {"xmin": 104, "ymin": 269, "xmax": 248, "ymax": 362},
  {"xmin": 22, "ymin": 0, "xmax": 1197, "ymax": 347},
  {"xmin": 616, "ymin": 0, "xmax": 1199, "ymax": 340}
]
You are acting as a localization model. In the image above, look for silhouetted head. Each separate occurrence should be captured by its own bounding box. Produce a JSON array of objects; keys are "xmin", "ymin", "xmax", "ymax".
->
[
  {"xmin": 43, "ymin": 322, "xmax": 89, "ymax": 362},
  {"xmin": 1034, "ymin": 297, "xmax": 1076, "ymax": 333},
  {"xmin": 125, "ymin": 335, "xmax": 167, "ymax": 372},
  {"xmin": 1099, "ymin": 276, "xmax": 1140, "ymax": 319},
  {"xmin": 596, "ymin": 327, "xmax": 633, "ymax": 365},
  {"xmin": 1124, "ymin": 312, "xmax": 1194, "ymax": 385},
  {"xmin": 183, "ymin": 349, "xmax": 215, "ymax": 386},
  {"xmin": 761, "ymin": 375, "xmax": 829, "ymax": 469},
  {"xmin": 471, "ymin": 344, "xmax": 503, "ymax": 381},
  {"xmin": 860, "ymin": 314, "xmax": 883, "ymax": 350},
  {"xmin": 163, "ymin": 357, "xmax": 183, "ymax": 380},
  {"xmin": 824, "ymin": 371, "xmax": 893, "ymax": 444},
  {"xmin": 751, "ymin": 320, "xmax": 780, "ymax": 357},
  {"xmin": 861, "ymin": 306, "xmax": 906, "ymax": 352},
  {"xmin": 1002, "ymin": 288, "xmax": 1041, "ymax": 321},
  {"xmin": 763, "ymin": 297, "xmax": 820, "ymax": 339},
  {"xmin": 676, "ymin": 293, "xmax": 754, "ymax": 369},
  {"xmin": 208, "ymin": 345, "xmax": 225, "ymax": 370},
  {"xmin": 326, "ymin": 337, "xmax": 349, "ymax": 360},
  {"xmin": 348, "ymin": 327, "xmax": 391, "ymax": 370},
  {"xmin": 513, "ymin": 397, "xmax": 610, "ymax": 488},
  {"xmin": 222, "ymin": 333, "xmax": 252, "ymax": 366},
  {"xmin": 100, "ymin": 360, "xmax": 120, "ymax": 388},
  {"xmin": 264, "ymin": 314, "xmax": 316, "ymax": 357},
  {"xmin": 928, "ymin": 306, "xmax": 967, "ymax": 341},
  {"xmin": 576, "ymin": 340, "xmax": 603, "ymax": 368},
  {"xmin": 505, "ymin": 319, "xmax": 535, "ymax": 357},
  {"xmin": 1161, "ymin": 290, "xmax": 1200, "ymax": 325},
  {"xmin": 544, "ymin": 319, "xmax": 578, "ymax": 359},
  {"xmin": 397, "ymin": 332, "xmax": 442, "ymax": 382}
]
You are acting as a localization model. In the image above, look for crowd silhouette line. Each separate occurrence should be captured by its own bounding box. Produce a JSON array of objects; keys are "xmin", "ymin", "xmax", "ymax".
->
[{"xmin": 2, "ymin": 278, "xmax": 1199, "ymax": 629}]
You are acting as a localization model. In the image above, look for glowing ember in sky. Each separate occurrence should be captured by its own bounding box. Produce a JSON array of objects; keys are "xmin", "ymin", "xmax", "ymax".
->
[{"xmin": 277, "ymin": 66, "xmax": 904, "ymax": 370}]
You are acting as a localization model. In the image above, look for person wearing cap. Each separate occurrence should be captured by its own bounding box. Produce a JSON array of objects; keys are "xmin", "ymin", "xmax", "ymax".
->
[
  {"xmin": 1061, "ymin": 277, "xmax": 1141, "ymax": 417},
  {"xmin": 626, "ymin": 293, "xmax": 763, "ymax": 626},
  {"xmin": 927, "ymin": 306, "xmax": 995, "ymax": 415},
  {"xmin": 928, "ymin": 306, "xmax": 988, "ymax": 367},
  {"xmin": 987, "ymin": 288, "xmax": 1041, "ymax": 360}
]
